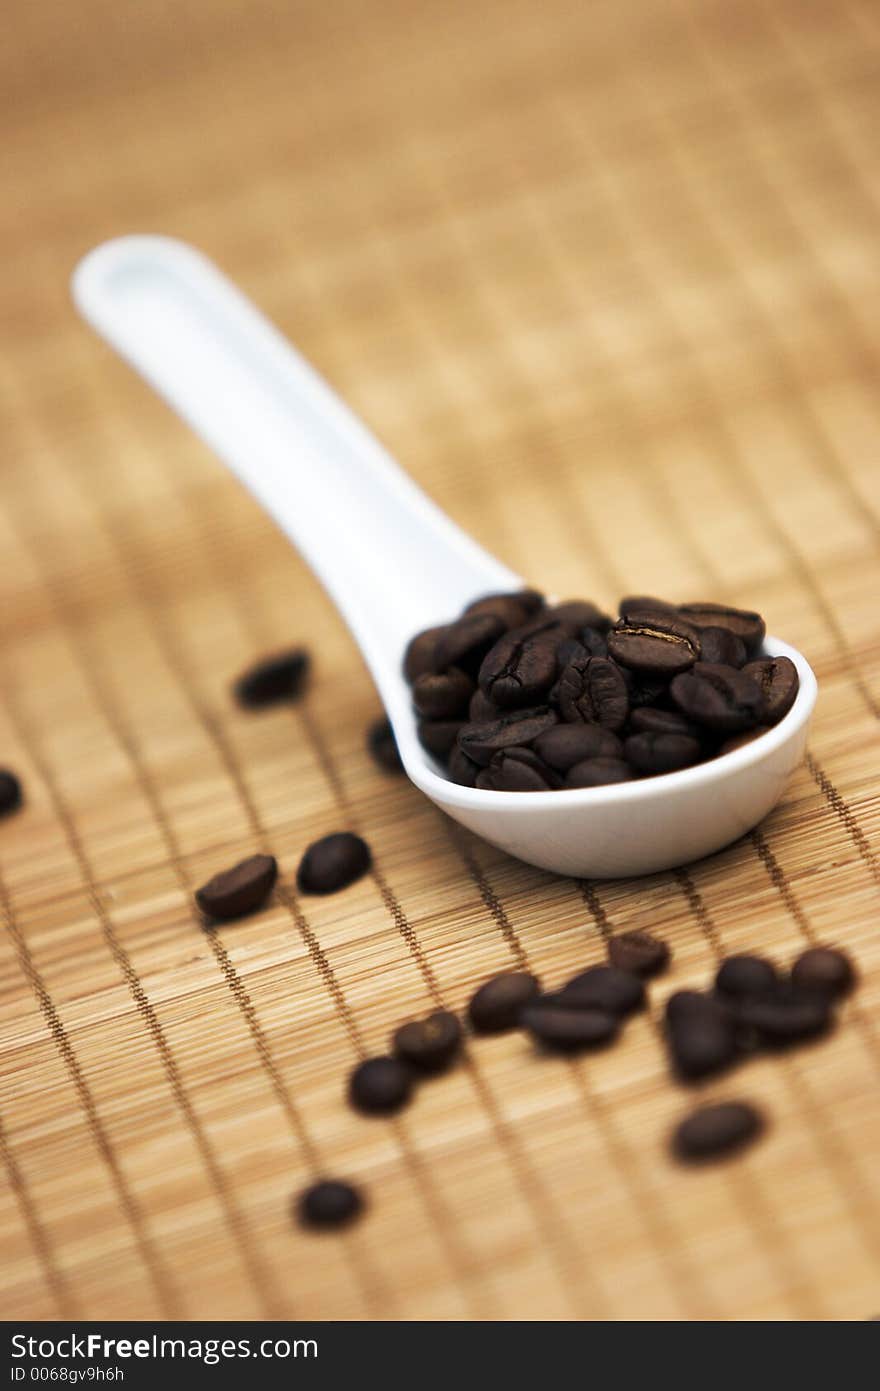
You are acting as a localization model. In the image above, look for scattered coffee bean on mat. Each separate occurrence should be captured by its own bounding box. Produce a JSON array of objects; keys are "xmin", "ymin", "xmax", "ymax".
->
[
  {"xmin": 607, "ymin": 931, "xmax": 670, "ymax": 978},
  {"xmin": 366, "ymin": 716, "xmax": 404, "ymax": 773},
  {"xmin": 349, "ymin": 1057, "xmax": 413, "ymax": 1115},
  {"xmin": 672, "ymin": 1101, "xmax": 764, "ymax": 1162},
  {"xmin": 559, "ymin": 965, "xmax": 646, "ymax": 1017},
  {"xmin": 233, "ymin": 648, "xmax": 310, "ymax": 708},
  {"xmin": 0, "ymin": 769, "xmax": 23, "ymax": 818},
  {"xmin": 195, "ymin": 853, "xmax": 278, "ymax": 922},
  {"xmin": 790, "ymin": 946, "xmax": 855, "ymax": 1000},
  {"xmin": 715, "ymin": 954, "xmax": 779, "ymax": 999},
  {"xmin": 392, "ymin": 1011, "xmax": 462, "ymax": 1073},
  {"xmin": 297, "ymin": 832, "xmax": 371, "ymax": 894},
  {"xmin": 468, "ymin": 971, "xmax": 541, "ymax": 1033},
  {"xmin": 522, "ymin": 1002, "xmax": 619, "ymax": 1052},
  {"xmin": 403, "ymin": 592, "xmax": 798, "ymax": 791},
  {"xmin": 296, "ymin": 1179, "xmax": 364, "ymax": 1230},
  {"xmin": 733, "ymin": 984, "xmax": 832, "ymax": 1047},
  {"xmin": 665, "ymin": 990, "xmax": 738, "ymax": 1081}
]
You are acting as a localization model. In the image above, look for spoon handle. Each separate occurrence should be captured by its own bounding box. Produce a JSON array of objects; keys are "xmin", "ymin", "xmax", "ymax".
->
[{"xmin": 72, "ymin": 237, "xmax": 519, "ymax": 701}]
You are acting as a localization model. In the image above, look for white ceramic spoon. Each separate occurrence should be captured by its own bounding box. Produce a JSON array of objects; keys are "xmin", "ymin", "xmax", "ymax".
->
[{"xmin": 72, "ymin": 237, "xmax": 817, "ymax": 878}]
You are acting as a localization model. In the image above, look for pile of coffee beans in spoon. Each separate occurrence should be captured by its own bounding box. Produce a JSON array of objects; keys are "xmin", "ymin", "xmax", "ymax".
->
[{"xmin": 403, "ymin": 591, "xmax": 799, "ymax": 790}]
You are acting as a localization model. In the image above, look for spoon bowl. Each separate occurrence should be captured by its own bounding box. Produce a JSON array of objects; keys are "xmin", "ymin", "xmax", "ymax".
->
[{"xmin": 72, "ymin": 237, "xmax": 817, "ymax": 878}]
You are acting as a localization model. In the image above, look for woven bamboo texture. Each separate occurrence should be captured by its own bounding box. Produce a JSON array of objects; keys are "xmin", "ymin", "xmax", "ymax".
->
[{"xmin": 2, "ymin": 0, "xmax": 879, "ymax": 1322}]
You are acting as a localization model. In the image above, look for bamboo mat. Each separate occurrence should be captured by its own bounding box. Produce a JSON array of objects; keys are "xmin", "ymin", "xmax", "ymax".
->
[{"xmin": 1, "ymin": 0, "xmax": 879, "ymax": 1322}]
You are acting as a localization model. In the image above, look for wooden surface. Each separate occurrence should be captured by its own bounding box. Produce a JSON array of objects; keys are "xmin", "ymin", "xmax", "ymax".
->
[{"xmin": 2, "ymin": 0, "xmax": 880, "ymax": 1322}]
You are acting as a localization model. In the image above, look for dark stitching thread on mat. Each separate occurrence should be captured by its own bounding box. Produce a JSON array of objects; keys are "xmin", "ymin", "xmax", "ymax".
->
[
  {"xmin": 0, "ymin": 869, "xmax": 177, "ymax": 1316},
  {"xmin": 444, "ymin": 822, "xmax": 529, "ymax": 972},
  {"xmin": 0, "ymin": 1109, "xmax": 76, "ymax": 1317},
  {"xmin": 805, "ymin": 753, "xmax": 880, "ymax": 889}
]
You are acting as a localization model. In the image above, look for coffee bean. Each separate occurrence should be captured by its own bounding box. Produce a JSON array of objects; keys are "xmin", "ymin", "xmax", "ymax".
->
[
  {"xmin": 790, "ymin": 946, "xmax": 855, "ymax": 1000},
  {"xmin": 548, "ymin": 600, "xmax": 612, "ymax": 634},
  {"xmin": 348, "ymin": 1057, "xmax": 413, "ymax": 1114},
  {"xmin": 578, "ymin": 627, "xmax": 609, "ymax": 658},
  {"xmin": 447, "ymin": 744, "xmax": 481, "ymax": 787},
  {"xmin": 468, "ymin": 971, "xmax": 541, "ymax": 1033},
  {"xmin": 297, "ymin": 833, "xmax": 371, "ymax": 894},
  {"xmin": 672, "ymin": 1101, "xmax": 763, "ymax": 1162},
  {"xmin": 623, "ymin": 672, "xmax": 673, "ymax": 709},
  {"xmin": 628, "ymin": 707, "xmax": 697, "ymax": 737},
  {"xmin": 698, "ymin": 626, "xmax": 747, "ymax": 668},
  {"xmin": 233, "ymin": 648, "xmax": 309, "ymax": 707},
  {"xmin": 522, "ymin": 1002, "xmax": 619, "ymax": 1052},
  {"xmin": 665, "ymin": 991, "xmax": 738, "ymax": 1080},
  {"xmin": 478, "ymin": 628, "xmax": 559, "ymax": 708},
  {"xmin": 608, "ymin": 615, "xmax": 701, "ymax": 675},
  {"xmin": 464, "ymin": 590, "xmax": 544, "ymax": 628},
  {"xmin": 403, "ymin": 625, "xmax": 447, "ymax": 683},
  {"xmin": 733, "ymin": 983, "xmax": 831, "ymax": 1047},
  {"xmin": 624, "ymin": 731, "xmax": 702, "ymax": 775},
  {"xmin": 678, "ymin": 602, "xmax": 766, "ymax": 655},
  {"xmin": 418, "ymin": 719, "xmax": 464, "ymax": 757},
  {"xmin": 476, "ymin": 747, "xmax": 560, "ymax": 792},
  {"xmin": 565, "ymin": 757, "xmax": 634, "ymax": 788},
  {"xmin": 433, "ymin": 613, "xmax": 506, "ymax": 676},
  {"xmin": 468, "ymin": 688, "xmax": 502, "ymax": 722},
  {"xmin": 457, "ymin": 707, "xmax": 558, "ymax": 766},
  {"xmin": 195, "ymin": 853, "xmax": 278, "ymax": 921},
  {"xmin": 742, "ymin": 656, "xmax": 799, "ymax": 725},
  {"xmin": 619, "ymin": 595, "xmax": 680, "ymax": 620},
  {"xmin": 608, "ymin": 931, "xmax": 670, "ymax": 978},
  {"xmin": 670, "ymin": 662, "xmax": 765, "ymax": 733},
  {"xmin": 412, "ymin": 666, "xmax": 474, "ymax": 719},
  {"xmin": 366, "ymin": 717, "xmax": 404, "ymax": 774},
  {"xmin": 557, "ymin": 654, "xmax": 629, "ymax": 729},
  {"xmin": 534, "ymin": 723, "xmax": 622, "ymax": 771},
  {"xmin": 392, "ymin": 1011, "xmax": 462, "ymax": 1073},
  {"xmin": 559, "ymin": 964, "xmax": 646, "ymax": 1015},
  {"xmin": 715, "ymin": 955, "xmax": 779, "ymax": 999},
  {"xmin": 296, "ymin": 1179, "xmax": 364, "ymax": 1229},
  {"xmin": 0, "ymin": 769, "xmax": 23, "ymax": 818}
]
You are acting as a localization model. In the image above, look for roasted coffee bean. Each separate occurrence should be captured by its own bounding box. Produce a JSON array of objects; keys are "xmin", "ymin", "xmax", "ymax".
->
[
  {"xmin": 608, "ymin": 614, "xmax": 701, "ymax": 675},
  {"xmin": 478, "ymin": 628, "xmax": 559, "ymax": 708},
  {"xmin": 678, "ymin": 602, "xmax": 766, "ymax": 654},
  {"xmin": 719, "ymin": 727, "xmax": 771, "ymax": 755},
  {"xmin": 469, "ymin": 688, "xmax": 501, "ymax": 722},
  {"xmin": 366, "ymin": 717, "xmax": 403, "ymax": 774},
  {"xmin": 476, "ymin": 747, "xmax": 559, "ymax": 792},
  {"xmin": 548, "ymin": 600, "xmax": 612, "ymax": 635},
  {"xmin": 457, "ymin": 707, "xmax": 558, "ymax": 766},
  {"xmin": 468, "ymin": 971, "xmax": 541, "ymax": 1033},
  {"xmin": 697, "ymin": 626, "xmax": 747, "ymax": 668},
  {"xmin": 195, "ymin": 854, "xmax": 277, "ymax": 921},
  {"xmin": 464, "ymin": 590, "xmax": 543, "ymax": 628},
  {"xmin": 790, "ymin": 945, "xmax": 855, "ymax": 1000},
  {"xmin": 522, "ymin": 1002, "xmax": 619, "ymax": 1052},
  {"xmin": 565, "ymin": 756, "xmax": 634, "ymax": 788},
  {"xmin": 559, "ymin": 964, "xmax": 645, "ymax": 1016},
  {"xmin": 557, "ymin": 653, "xmax": 628, "ymax": 729},
  {"xmin": 670, "ymin": 662, "xmax": 765, "ymax": 733},
  {"xmin": 733, "ymin": 983, "xmax": 831, "ymax": 1046},
  {"xmin": 742, "ymin": 656, "xmax": 799, "ymax": 725},
  {"xmin": 628, "ymin": 707, "xmax": 698, "ymax": 737},
  {"xmin": 418, "ymin": 719, "xmax": 464, "ymax": 757},
  {"xmin": 348, "ymin": 1057, "xmax": 413, "ymax": 1115},
  {"xmin": 715, "ymin": 955, "xmax": 779, "ymax": 999},
  {"xmin": 392, "ymin": 1011, "xmax": 462, "ymax": 1073},
  {"xmin": 0, "ymin": 769, "xmax": 23, "ymax": 818},
  {"xmin": 665, "ymin": 991, "xmax": 738, "ymax": 1080},
  {"xmin": 297, "ymin": 832, "xmax": 371, "ymax": 894},
  {"xmin": 412, "ymin": 666, "xmax": 474, "ymax": 719},
  {"xmin": 619, "ymin": 595, "xmax": 680, "ymax": 619},
  {"xmin": 623, "ymin": 672, "xmax": 673, "ymax": 709},
  {"xmin": 578, "ymin": 627, "xmax": 609, "ymax": 658},
  {"xmin": 534, "ymin": 723, "xmax": 622, "ymax": 771},
  {"xmin": 433, "ymin": 612, "xmax": 506, "ymax": 675},
  {"xmin": 672, "ymin": 1101, "xmax": 763, "ymax": 1162},
  {"xmin": 403, "ymin": 625, "xmax": 447, "ymax": 683},
  {"xmin": 447, "ymin": 744, "xmax": 481, "ymax": 787},
  {"xmin": 608, "ymin": 931, "xmax": 670, "ymax": 978},
  {"xmin": 233, "ymin": 648, "xmax": 309, "ymax": 707},
  {"xmin": 297, "ymin": 1179, "xmax": 364, "ymax": 1229},
  {"xmin": 624, "ymin": 731, "xmax": 702, "ymax": 775}
]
